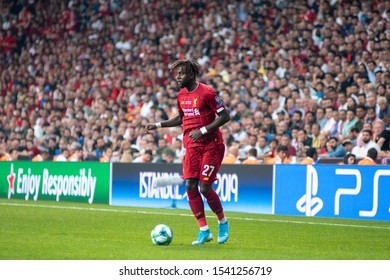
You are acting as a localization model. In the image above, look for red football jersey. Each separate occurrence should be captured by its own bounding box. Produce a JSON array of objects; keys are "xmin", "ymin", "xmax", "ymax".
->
[{"xmin": 177, "ymin": 83, "xmax": 225, "ymax": 148}]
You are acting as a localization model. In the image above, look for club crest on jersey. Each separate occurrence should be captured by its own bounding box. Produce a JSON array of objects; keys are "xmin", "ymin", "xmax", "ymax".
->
[{"xmin": 193, "ymin": 98, "xmax": 198, "ymax": 107}]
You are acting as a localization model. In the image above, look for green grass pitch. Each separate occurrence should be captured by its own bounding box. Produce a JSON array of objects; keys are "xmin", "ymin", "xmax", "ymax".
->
[{"xmin": 0, "ymin": 198, "xmax": 389, "ymax": 260}]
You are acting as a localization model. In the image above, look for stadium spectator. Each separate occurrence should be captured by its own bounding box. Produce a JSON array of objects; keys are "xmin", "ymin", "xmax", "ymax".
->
[
  {"xmin": 341, "ymin": 109, "xmax": 363, "ymax": 138},
  {"xmin": 356, "ymin": 122, "xmax": 375, "ymax": 147},
  {"xmin": 316, "ymin": 108, "xmax": 327, "ymax": 131},
  {"xmin": 100, "ymin": 147, "xmax": 113, "ymax": 163},
  {"xmin": 266, "ymin": 145, "xmax": 288, "ymax": 165},
  {"xmin": 221, "ymin": 126, "xmax": 235, "ymax": 148},
  {"xmin": 349, "ymin": 126, "xmax": 360, "ymax": 146},
  {"xmin": 337, "ymin": 92, "xmax": 348, "ymax": 111},
  {"xmin": 153, "ymin": 138, "xmax": 169, "ymax": 163},
  {"xmin": 366, "ymin": 106, "xmax": 381, "ymax": 124},
  {"xmin": 334, "ymin": 109, "xmax": 347, "ymax": 139},
  {"xmin": 119, "ymin": 141, "xmax": 133, "ymax": 163},
  {"xmin": 256, "ymin": 136, "xmax": 270, "ymax": 158},
  {"xmin": 231, "ymin": 121, "xmax": 248, "ymax": 142},
  {"xmin": 321, "ymin": 106, "xmax": 337, "ymax": 137},
  {"xmin": 343, "ymin": 154, "xmax": 357, "ymax": 165},
  {"xmin": 133, "ymin": 149, "xmax": 153, "ymax": 163},
  {"xmin": 241, "ymin": 148, "xmax": 261, "ymax": 164},
  {"xmin": 0, "ymin": 148, "xmax": 18, "ymax": 161},
  {"xmin": 377, "ymin": 96, "xmax": 390, "ymax": 121},
  {"xmin": 264, "ymin": 138, "xmax": 279, "ymax": 159},
  {"xmin": 31, "ymin": 149, "xmax": 50, "ymax": 162},
  {"xmin": 279, "ymin": 134, "xmax": 297, "ymax": 161},
  {"xmin": 373, "ymin": 120, "xmax": 390, "ymax": 151},
  {"xmin": 171, "ymin": 138, "xmax": 185, "ymax": 163},
  {"xmin": 222, "ymin": 146, "xmax": 240, "ymax": 164},
  {"xmin": 68, "ymin": 143, "xmax": 83, "ymax": 162},
  {"xmin": 310, "ymin": 123, "xmax": 322, "ymax": 149},
  {"xmin": 321, "ymin": 137, "xmax": 347, "ymax": 158},
  {"xmin": 342, "ymin": 139, "xmax": 354, "ymax": 154},
  {"xmin": 355, "ymin": 105, "xmax": 367, "ymax": 132},
  {"xmin": 352, "ymin": 130, "xmax": 380, "ymax": 159},
  {"xmin": 242, "ymin": 134, "xmax": 259, "ymax": 154},
  {"xmin": 291, "ymin": 111, "xmax": 305, "ymax": 130},
  {"xmin": 159, "ymin": 147, "xmax": 176, "ymax": 164},
  {"xmin": 358, "ymin": 148, "xmax": 378, "ymax": 165},
  {"xmin": 296, "ymin": 128, "xmax": 313, "ymax": 158},
  {"xmin": 52, "ymin": 149, "xmax": 68, "ymax": 162},
  {"xmin": 299, "ymin": 148, "xmax": 318, "ymax": 165}
]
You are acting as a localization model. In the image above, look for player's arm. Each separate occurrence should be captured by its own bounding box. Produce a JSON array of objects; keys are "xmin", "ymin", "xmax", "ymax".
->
[
  {"xmin": 189, "ymin": 108, "xmax": 230, "ymax": 141},
  {"xmin": 205, "ymin": 108, "xmax": 230, "ymax": 132},
  {"xmin": 145, "ymin": 112, "xmax": 183, "ymax": 132}
]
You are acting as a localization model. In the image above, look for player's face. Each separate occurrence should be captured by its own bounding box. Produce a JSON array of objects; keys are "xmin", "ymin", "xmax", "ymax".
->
[{"xmin": 175, "ymin": 66, "xmax": 192, "ymax": 89}]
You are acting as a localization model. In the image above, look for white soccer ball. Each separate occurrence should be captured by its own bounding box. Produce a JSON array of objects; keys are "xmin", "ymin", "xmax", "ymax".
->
[{"xmin": 150, "ymin": 224, "xmax": 173, "ymax": 246}]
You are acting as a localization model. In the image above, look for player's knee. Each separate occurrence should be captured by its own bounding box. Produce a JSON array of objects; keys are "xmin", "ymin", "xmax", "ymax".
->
[
  {"xmin": 199, "ymin": 184, "xmax": 212, "ymax": 194},
  {"xmin": 185, "ymin": 178, "xmax": 198, "ymax": 191}
]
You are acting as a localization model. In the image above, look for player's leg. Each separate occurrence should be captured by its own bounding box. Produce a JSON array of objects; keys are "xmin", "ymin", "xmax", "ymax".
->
[
  {"xmin": 186, "ymin": 178, "xmax": 213, "ymax": 245},
  {"xmin": 199, "ymin": 144, "xmax": 229, "ymax": 244},
  {"xmin": 183, "ymin": 147, "xmax": 213, "ymax": 245}
]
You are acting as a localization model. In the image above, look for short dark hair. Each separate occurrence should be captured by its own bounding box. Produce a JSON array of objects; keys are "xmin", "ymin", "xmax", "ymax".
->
[
  {"xmin": 277, "ymin": 145, "xmax": 288, "ymax": 152},
  {"xmin": 350, "ymin": 126, "xmax": 360, "ymax": 133},
  {"xmin": 306, "ymin": 147, "xmax": 317, "ymax": 158},
  {"xmin": 293, "ymin": 110, "xmax": 302, "ymax": 117},
  {"xmin": 356, "ymin": 104, "xmax": 367, "ymax": 111},
  {"xmin": 248, "ymin": 148, "xmax": 258, "ymax": 157},
  {"xmin": 305, "ymin": 111, "xmax": 315, "ymax": 116},
  {"xmin": 362, "ymin": 129, "xmax": 372, "ymax": 136},
  {"xmin": 367, "ymin": 148, "xmax": 378, "ymax": 160}
]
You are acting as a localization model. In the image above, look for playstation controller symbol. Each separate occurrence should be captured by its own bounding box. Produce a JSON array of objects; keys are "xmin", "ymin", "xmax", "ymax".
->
[{"xmin": 296, "ymin": 165, "xmax": 323, "ymax": 216}]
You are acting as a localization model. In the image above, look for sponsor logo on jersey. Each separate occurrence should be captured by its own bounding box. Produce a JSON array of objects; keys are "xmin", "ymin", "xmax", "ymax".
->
[{"xmin": 194, "ymin": 108, "xmax": 200, "ymax": 116}]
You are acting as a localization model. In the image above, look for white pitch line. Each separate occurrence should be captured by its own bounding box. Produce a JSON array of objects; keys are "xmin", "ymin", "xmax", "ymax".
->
[{"xmin": 1, "ymin": 202, "xmax": 389, "ymax": 230}]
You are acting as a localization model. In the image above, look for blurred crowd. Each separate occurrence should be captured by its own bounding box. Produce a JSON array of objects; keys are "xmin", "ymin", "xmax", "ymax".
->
[{"xmin": 0, "ymin": 0, "xmax": 389, "ymax": 165}]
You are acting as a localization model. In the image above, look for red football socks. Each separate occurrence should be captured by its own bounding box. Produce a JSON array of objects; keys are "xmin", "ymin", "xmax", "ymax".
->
[
  {"xmin": 203, "ymin": 188, "xmax": 225, "ymax": 221},
  {"xmin": 187, "ymin": 189, "xmax": 207, "ymax": 227}
]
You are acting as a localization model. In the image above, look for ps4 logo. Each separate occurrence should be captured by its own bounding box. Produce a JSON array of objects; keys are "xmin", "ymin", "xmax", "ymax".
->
[
  {"xmin": 296, "ymin": 165, "xmax": 323, "ymax": 216},
  {"xmin": 296, "ymin": 166, "xmax": 390, "ymax": 217}
]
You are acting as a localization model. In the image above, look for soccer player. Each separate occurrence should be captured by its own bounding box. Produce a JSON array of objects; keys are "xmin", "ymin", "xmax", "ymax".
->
[{"xmin": 145, "ymin": 59, "xmax": 230, "ymax": 245}]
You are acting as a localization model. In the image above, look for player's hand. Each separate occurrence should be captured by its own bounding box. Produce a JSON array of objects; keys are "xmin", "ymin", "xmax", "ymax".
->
[
  {"xmin": 189, "ymin": 130, "xmax": 203, "ymax": 142},
  {"xmin": 144, "ymin": 123, "xmax": 157, "ymax": 134}
]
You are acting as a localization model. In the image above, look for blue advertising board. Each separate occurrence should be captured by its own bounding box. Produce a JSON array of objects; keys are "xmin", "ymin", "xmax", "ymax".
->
[
  {"xmin": 111, "ymin": 163, "xmax": 273, "ymax": 214},
  {"xmin": 274, "ymin": 165, "xmax": 390, "ymax": 221}
]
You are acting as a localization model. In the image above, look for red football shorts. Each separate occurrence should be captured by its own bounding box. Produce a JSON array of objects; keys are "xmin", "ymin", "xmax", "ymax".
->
[{"xmin": 182, "ymin": 144, "xmax": 225, "ymax": 184}]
